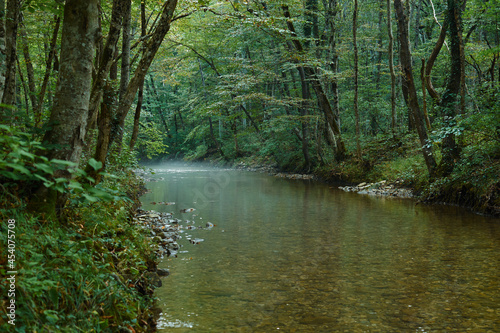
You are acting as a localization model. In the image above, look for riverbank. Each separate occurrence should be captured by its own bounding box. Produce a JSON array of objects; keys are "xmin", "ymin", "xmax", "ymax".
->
[
  {"xmin": 214, "ymin": 133, "xmax": 499, "ymax": 217},
  {"xmin": 0, "ymin": 168, "xmax": 168, "ymax": 332}
]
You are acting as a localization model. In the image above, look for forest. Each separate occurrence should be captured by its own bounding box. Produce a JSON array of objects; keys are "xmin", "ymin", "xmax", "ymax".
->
[{"xmin": 0, "ymin": 0, "xmax": 499, "ymax": 331}]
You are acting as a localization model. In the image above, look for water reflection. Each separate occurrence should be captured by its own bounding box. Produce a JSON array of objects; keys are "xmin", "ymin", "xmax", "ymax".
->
[{"xmin": 140, "ymin": 165, "xmax": 500, "ymax": 332}]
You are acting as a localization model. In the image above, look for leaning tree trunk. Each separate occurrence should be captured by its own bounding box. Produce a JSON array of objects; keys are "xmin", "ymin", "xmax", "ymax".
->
[
  {"xmin": 282, "ymin": 5, "xmax": 346, "ymax": 159},
  {"xmin": 86, "ymin": 0, "xmax": 126, "ymax": 135},
  {"xmin": 30, "ymin": 0, "xmax": 98, "ymax": 219},
  {"xmin": 394, "ymin": 0, "xmax": 437, "ymax": 178},
  {"xmin": 109, "ymin": 0, "xmax": 178, "ymax": 151}
]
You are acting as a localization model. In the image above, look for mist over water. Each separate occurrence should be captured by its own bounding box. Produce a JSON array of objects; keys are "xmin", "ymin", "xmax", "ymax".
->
[{"xmin": 140, "ymin": 164, "xmax": 500, "ymax": 332}]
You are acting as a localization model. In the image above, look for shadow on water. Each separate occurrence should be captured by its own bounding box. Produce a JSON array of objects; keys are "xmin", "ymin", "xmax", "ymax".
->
[{"xmin": 140, "ymin": 164, "xmax": 500, "ymax": 332}]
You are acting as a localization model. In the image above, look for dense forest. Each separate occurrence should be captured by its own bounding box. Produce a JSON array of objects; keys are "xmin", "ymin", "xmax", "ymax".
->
[{"xmin": 0, "ymin": 0, "xmax": 499, "ymax": 331}]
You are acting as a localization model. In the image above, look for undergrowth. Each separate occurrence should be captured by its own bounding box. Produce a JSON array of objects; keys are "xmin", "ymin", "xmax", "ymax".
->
[{"xmin": 0, "ymin": 126, "xmax": 159, "ymax": 332}]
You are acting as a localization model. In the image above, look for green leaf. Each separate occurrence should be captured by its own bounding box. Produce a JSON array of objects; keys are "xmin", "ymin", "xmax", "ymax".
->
[
  {"xmin": 50, "ymin": 159, "xmax": 77, "ymax": 167},
  {"xmin": 6, "ymin": 163, "xmax": 31, "ymax": 175},
  {"xmin": 68, "ymin": 181, "xmax": 84, "ymax": 191},
  {"xmin": 88, "ymin": 158, "xmax": 103, "ymax": 171},
  {"xmin": 34, "ymin": 163, "xmax": 54, "ymax": 175},
  {"xmin": 82, "ymin": 193, "xmax": 99, "ymax": 203},
  {"xmin": 33, "ymin": 173, "xmax": 50, "ymax": 182}
]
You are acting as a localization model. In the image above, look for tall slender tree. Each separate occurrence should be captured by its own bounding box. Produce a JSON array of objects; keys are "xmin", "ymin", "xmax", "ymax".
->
[
  {"xmin": 353, "ymin": 0, "xmax": 360, "ymax": 158},
  {"xmin": 394, "ymin": 0, "xmax": 437, "ymax": 177}
]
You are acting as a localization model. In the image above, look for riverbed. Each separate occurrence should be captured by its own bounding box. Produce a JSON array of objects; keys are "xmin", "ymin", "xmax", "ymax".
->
[{"xmin": 140, "ymin": 163, "xmax": 500, "ymax": 332}]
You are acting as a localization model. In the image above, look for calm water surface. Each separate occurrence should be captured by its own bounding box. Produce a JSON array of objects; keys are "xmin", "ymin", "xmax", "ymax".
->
[{"xmin": 140, "ymin": 164, "xmax": 500, "ymax": 332}]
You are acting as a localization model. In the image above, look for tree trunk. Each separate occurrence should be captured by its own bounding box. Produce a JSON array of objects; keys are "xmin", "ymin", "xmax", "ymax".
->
[
  {"xmin": 420, "ymin": 58, "xmax": 431, "ymax": 130},
  {"xmin": 0, "ymin": 0, "xmax": 5, "ymax": 103},
  {"xmin": 129, "ymin": 0, "xmax": 147, "ymax": 150},
  {"xmin": 1, "ymin": 0, "xmax": 19, "ymax": 111},
  {"xmin": 87, "ymin": 83, "xmax": 115, "ymax": 184},
  {"xmin": 394, "ymin": 0, "xmax": 437, "ymax": 177},
  {"xmin": 86, "ymin": 0, "xmax": 126, "ymax": 134},
  {"xmin": 109, "ymin": 0, "xmax": 178, "ymax": 150},
  {"xmin": 115, "ymin": 0, "xmax": 131, "ymax": 149},
  {"xmin": 34, "ymin": 15, "xmax": 60, "ymax": 127},
  {"xmin": 353, "ymin": 0, "xmax": 360, "ymax": 158},
  {"xmin": 387, "ymin": 0, "xmax": 397, "ymax": 134},
  {"xmin": 20, "ymin": 26, "xmax": 37, "ymax": 112},
  {"xmin": 31, "ymin": 0, "xmax": 98, "ymax": 218},
  {"xmin": 198, "ymin": 58, "xmax": 224, "ymax": 156},
  {"xmin": 129, "ymin": 78, "xmax": 144, "ymax": 150},
  {"xmin": 297, "ymin": 66, "xmax": 311, "ymax": 171},
  {"xmin": 147, "ymin": 75, "xmax": 170, "ymax": 135},
  {"xmin": 438, "ymin": 0, "xmax": 464, "ymax": 177},
  {"xmin": 15, "ymin": 54, "xmax": 28, "ymax": 114},
  {"xmin": 425, "ymin": 21, "xmax": 447, "ymax": 104},
  {"xmin": 282, "ymin": 5, "xmax": 346, "ymax": 159}
]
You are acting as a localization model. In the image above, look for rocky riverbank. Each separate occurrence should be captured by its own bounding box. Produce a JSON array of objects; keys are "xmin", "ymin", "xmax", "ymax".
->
[
  {"xmin": 338, "ymin": 180, "xmax": 413, "ymax": 198},
  {"xmin": 233, "ymin": 160, "xmax": 413, "ymax": 199}
]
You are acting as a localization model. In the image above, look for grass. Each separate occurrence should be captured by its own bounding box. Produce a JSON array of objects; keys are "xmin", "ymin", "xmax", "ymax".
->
[{"xmin": 0, "ymin": 172, "xmax": 159, "ymax": 332}]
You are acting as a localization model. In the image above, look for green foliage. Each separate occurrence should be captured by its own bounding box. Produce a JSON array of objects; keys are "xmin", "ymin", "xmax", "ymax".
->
[
  {"xmin": 135, "ymin": 125, "xmax": 169, "ymax": 160},
  {"xmin": 0, "ymin": 172, "xmax": 157, "ymax": 332},
  {"xmin": 0, "ymin": 125, "xmax": 132, "ymax": 206}
]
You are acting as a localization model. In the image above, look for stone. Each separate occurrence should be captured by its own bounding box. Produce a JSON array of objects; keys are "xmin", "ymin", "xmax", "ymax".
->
[{"xmin": 157, "ymin": 268, "xmax": 170, "ymax": 277}]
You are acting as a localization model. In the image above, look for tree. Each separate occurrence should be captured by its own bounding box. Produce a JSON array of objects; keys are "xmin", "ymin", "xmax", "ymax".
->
[
  {"xmin": 387, "ymin": 0, "xmax": 396, "ymax": 133},
  {"xmin": 282, "ymin": 5, "xmax": 346, "ymax": 160},
  {"xmin": 353, "ymin": 0, "xmax": 360, "ymax": 158},
  {"xmin": 394, "ymin": 0, "xmax": 437, "ymax": 177},
  {"xmin": 30, "ymin": 0, "xmax": 99, "ymax": 217},
  {"xmin": 437, "ymin": 0, "xmax": 465, "ymax": 177},
  {"xmin": 1, "ymin": 0, "xmax": 20, "ymax": 110}
]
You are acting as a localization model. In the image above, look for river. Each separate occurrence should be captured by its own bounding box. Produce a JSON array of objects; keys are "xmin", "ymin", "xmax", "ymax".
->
[{"xmin": 140, "ymin": 163, "xmax": 500, "ymax": 332}]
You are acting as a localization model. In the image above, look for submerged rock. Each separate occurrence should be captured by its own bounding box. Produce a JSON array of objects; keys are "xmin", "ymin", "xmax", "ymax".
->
[{"xmin": 157, "ymin": 268, "xmax": 170, "ymax": 277}]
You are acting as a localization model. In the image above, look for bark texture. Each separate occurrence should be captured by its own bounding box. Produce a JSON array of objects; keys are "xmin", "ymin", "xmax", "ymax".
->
[
  {"xmin": 43, "ymin": 0, "xmax": 98, "ymax": 164},
  {"xmin": 31, "ymin": 0, "xmax": 99, "ymax": 218}
]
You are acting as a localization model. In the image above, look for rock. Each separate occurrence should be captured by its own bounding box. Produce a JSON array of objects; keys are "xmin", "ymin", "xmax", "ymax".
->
[{"xmin": 157, "ymin": 268, "xmax": 170, "ymax": 277}]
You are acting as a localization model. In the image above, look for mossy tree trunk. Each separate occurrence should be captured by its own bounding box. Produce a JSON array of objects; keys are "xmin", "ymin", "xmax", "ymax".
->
[
  {"xmin": 438, "ymin": 0, "xmax": 465, "ymax": 177},
  {"xmin": 31, "ymin": 0, "xmax": 99, "ymax": 219}
]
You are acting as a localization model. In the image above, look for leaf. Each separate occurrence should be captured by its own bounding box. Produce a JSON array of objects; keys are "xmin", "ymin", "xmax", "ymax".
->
[
  {"xmin": 6, "ymin": 163, "xmax": 31, "ymax": 175},
  {"xmin": 33, "ymin": 174, "xmax": 50, "ymax": 182},
  {"xmin": 88, "ymin": 158, "xmax": 103, "ymax": 171},
  {"xmin": 34, "ymin": 163, "xmax": 54, "ymax": 175},
  {"xmin": 82, "ymin": 193, "xmax": 99, "ymax": 203},
  {"xmin": 50, "ymin": 159, "xmax": 77, "ymax": 167}
]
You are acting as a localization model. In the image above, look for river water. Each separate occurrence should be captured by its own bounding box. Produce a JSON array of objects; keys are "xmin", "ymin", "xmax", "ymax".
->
[{"xmin": 140, "ymin": 164, "xmax": 500, "ymax": 332}]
